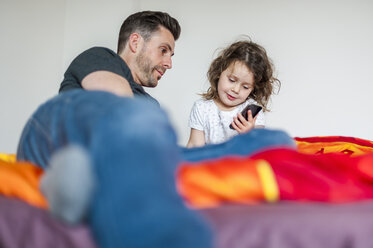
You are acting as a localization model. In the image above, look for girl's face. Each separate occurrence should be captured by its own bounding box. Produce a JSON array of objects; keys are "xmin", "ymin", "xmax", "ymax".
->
[{"xmin": 215, "ymin": 61, "xmax": 255, "ymax": 110}]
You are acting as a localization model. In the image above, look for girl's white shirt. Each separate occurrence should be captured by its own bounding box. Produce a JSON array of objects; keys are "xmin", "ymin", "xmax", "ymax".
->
[{"xmin": 189, "ymin": 98, "xmax": 265, "ymax": 145}]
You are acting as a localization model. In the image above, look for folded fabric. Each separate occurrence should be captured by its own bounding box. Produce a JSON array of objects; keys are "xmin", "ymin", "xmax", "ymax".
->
[
  {"xmin": 0, "ymin": 153, "xmax": 16, "ymax": 163},
  {"xmin": 178, "ymin": 148, "xmax": 373, "ymax": 208},
  {"xmin": 295, "ymin": 136, "xmax": 373, "ymax": 156},
  {"xmin": 252, "ymin": 149, "xmax": 373, "ymax": 202},
  {"xmin": 178, "ymin": 158, "xmax": 278, "ymax": 208},
  {"xmin": 0, "ymin": 154, "xmax": 47, "ymax": 208}
]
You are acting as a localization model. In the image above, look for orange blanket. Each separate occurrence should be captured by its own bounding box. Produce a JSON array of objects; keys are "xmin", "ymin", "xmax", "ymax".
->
[
  {"xmin": 0, "ymin": 154, "xmax": 47, "ymax": 208},
  {"xmin": 295, "ymin": 136, "xmax": 373, "ymax": 156}
]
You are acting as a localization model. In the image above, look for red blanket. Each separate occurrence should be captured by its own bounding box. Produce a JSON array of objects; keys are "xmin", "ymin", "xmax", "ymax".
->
[{"xmin": 178, "ymin": 136, "xmax": 373, "ymax": 208}]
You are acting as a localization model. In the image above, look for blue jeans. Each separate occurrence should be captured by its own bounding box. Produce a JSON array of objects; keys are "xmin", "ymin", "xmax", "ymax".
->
[
  {"xmin": 181, "ymin": 128, "xmax": 296, "ymax": 162},
  {"xmin": 17, "ymin": 90, "xmax": 212, "ymax": 248}
]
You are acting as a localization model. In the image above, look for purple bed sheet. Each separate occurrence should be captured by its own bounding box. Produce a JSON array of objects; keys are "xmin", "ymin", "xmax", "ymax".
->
[
  {"xmin": 2, "ymin": 194, "xmax": 373, "ymax": 248},
  {"xmin": 0, "ymin": 195, "xmax": 96, "ymax": 248},
  {"xmin": 201, "ymin": 201, "xmax": 373, "ymax": 248}
]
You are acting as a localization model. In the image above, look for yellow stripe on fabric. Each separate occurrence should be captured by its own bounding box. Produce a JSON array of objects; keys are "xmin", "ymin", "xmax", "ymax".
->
[
  {"xmin": 256, "ymin": 160, "xmax": 279, "ymax": 202},
  {"xmin": 0, "ymin": 153, "xmax": 16, "ymax": 163}
]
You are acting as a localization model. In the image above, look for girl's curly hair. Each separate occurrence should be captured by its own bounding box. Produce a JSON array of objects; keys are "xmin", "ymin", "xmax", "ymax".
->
[{"xmin": 203, "ymin": 39, "xmax": 280, "ymax": 111}]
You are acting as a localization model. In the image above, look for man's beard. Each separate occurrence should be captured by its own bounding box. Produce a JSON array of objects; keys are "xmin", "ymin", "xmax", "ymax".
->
[{"xmin": 135, "ymin": 47, "xmax": 159, "ymax": 88}]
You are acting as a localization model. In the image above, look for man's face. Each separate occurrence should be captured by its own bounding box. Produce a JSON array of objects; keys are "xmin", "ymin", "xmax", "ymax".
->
[{"xmin": 134, "ymin": 26, "xmax": 175, "ymax": 87}]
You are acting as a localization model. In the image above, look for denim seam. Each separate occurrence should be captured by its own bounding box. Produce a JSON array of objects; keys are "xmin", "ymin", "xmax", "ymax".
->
[{"xmin": 29, "ymin": 117, "xmax": 53, "ymax": 145}]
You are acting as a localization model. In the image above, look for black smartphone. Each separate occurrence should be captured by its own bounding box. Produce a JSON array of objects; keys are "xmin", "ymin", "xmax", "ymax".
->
[{"xmin": 229, "ymin": 104, "xmax": 263, "ymax": 129}]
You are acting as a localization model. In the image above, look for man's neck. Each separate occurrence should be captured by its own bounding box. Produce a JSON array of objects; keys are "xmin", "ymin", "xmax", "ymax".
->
[{"xmin": 119, "ymin": 52, "xmax": 142, "ymax": 86}]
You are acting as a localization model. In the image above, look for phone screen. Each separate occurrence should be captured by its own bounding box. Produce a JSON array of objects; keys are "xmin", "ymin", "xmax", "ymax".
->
[{"xmin": 241, "ymin": 104, "xmax": 262, "ymax": 120}]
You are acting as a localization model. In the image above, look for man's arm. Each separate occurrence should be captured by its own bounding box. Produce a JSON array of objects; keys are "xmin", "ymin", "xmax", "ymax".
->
[
  {"xmin": 82, "ymin": 70, "xmax": 134, "ymax": 97},
  {"xmin": 186, "ymin": 128, "xmax": 206, "ymax": 148}
]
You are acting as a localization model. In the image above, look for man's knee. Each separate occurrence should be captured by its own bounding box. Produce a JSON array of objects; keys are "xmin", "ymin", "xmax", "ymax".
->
[{"xmin": 96, "ymin": 98, "xmax": 176, "ymax": 145}]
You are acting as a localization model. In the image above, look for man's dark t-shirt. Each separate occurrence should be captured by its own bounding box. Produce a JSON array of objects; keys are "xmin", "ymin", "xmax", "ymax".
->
[{"xmin": 59, "ymin": 47, "xmax": 159, "ymax": 106}]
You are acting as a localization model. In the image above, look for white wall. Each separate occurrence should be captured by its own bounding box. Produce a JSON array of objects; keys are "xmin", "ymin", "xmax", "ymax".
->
[
  {"xmin": 1, "ymin": 0, "xmax": 373, "ymax": 153},
  {"xmin": 0, "ymin": 0, "xmax": 66, "ymax": 153},
  {"xmin": 62, "ymin": 0, "xmax": 138, "ymax": 68}
]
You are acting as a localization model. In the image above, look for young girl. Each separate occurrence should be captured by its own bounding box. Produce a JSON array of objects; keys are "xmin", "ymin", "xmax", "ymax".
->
[{"xmin": 187, "ymin": 40, "xmax": 280, "ymax": 147}]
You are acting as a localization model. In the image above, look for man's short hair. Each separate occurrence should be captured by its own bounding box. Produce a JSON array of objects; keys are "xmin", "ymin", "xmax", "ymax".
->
[{"xmin": 117, "ymin": 11, "xmax": 181, "ymax": 54}]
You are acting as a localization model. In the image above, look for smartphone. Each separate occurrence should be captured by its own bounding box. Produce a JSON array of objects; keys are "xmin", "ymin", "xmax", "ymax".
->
[{"xmin": 229, "ymin": 104, "xmax": 263, "ymax": 129}]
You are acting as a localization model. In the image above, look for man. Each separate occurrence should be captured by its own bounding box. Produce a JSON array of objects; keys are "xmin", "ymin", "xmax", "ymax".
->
[
  {"xmin": 59, "ymin": 11, "xmax": 178, "ymax": 103},
  {"xmin": 16, "ymin": 11, "xmax": 211, "ymax": 248}
]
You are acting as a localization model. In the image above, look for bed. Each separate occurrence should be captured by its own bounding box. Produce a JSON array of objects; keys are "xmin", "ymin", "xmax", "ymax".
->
[{"xmin": 1, "ymin": 135, "xmax": 373, "ymax": 248}]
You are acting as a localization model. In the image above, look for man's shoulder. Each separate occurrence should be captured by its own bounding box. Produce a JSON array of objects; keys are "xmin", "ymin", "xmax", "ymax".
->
[
  {"xmin": 60, "ymin": 47, "xmax": 128, "ymax": 93},
  {"xmin": 79, "ymin": 47, "xmax": 118, "ymax": 59},
  {"xmin": 67, "ymin": 47, "xmax": 122, "ymax": 69},
  {"xmin": 65, "ymin": 46, "xmax": 125, "ymax": 75},
  {"xmin": 71, "ymin": 46, "xmax": 130, "ymax": 75}
]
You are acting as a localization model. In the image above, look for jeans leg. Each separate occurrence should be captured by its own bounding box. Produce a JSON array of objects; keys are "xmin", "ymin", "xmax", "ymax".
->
[
  {"xmin": 181, "ymin": 128, "xmax": 296, "ymax": 162},
  {"xmin": 17, "ymin": 89, "xmax": 99, "ymax": 168}
]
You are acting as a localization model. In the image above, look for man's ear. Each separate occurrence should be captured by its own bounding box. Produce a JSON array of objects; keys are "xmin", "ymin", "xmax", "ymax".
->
[{"xmin": 128, "ymin": 33, "xmax": 142, "ymax": 53}]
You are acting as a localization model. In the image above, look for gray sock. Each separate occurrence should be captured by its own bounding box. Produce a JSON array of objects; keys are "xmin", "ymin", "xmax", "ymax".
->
[{"xmin": 40, "ymin": 145, "xmax": 95, "ymax": 225}]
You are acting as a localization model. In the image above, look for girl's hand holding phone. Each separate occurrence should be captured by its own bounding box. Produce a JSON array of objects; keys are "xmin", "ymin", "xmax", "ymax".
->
[
  {"xmin": 231, "ymin": 110, "xmax": 256, "ymax": 133},
  {"xmin": 229, "ymin": 104, "xmax": 262, "ymax": 132}
]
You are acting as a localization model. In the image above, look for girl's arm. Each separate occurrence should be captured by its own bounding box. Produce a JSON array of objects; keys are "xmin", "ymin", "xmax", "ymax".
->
[{"xmin": 186, "ymin": 128, "xmax": 206, "ymax": 148}]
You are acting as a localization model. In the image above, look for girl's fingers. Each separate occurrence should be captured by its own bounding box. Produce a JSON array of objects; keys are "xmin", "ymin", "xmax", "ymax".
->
[
  {"xmin": 237, "ymin": 112, "xmax": 247, "ymax": 123},
  {"xmin": 234, "ymin": 116, "xmax": 245, "ymax": 129},
  {"xmin": 246, "ymin": 110, "xmax": 253, "ymax": 122},
  {"xmin": 232, "ymin": 110, "xmax": 257, "ymax": 133},
  {"xmin": 231, "ymin": 119, "xmax": 239, "ymax": 131}
]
